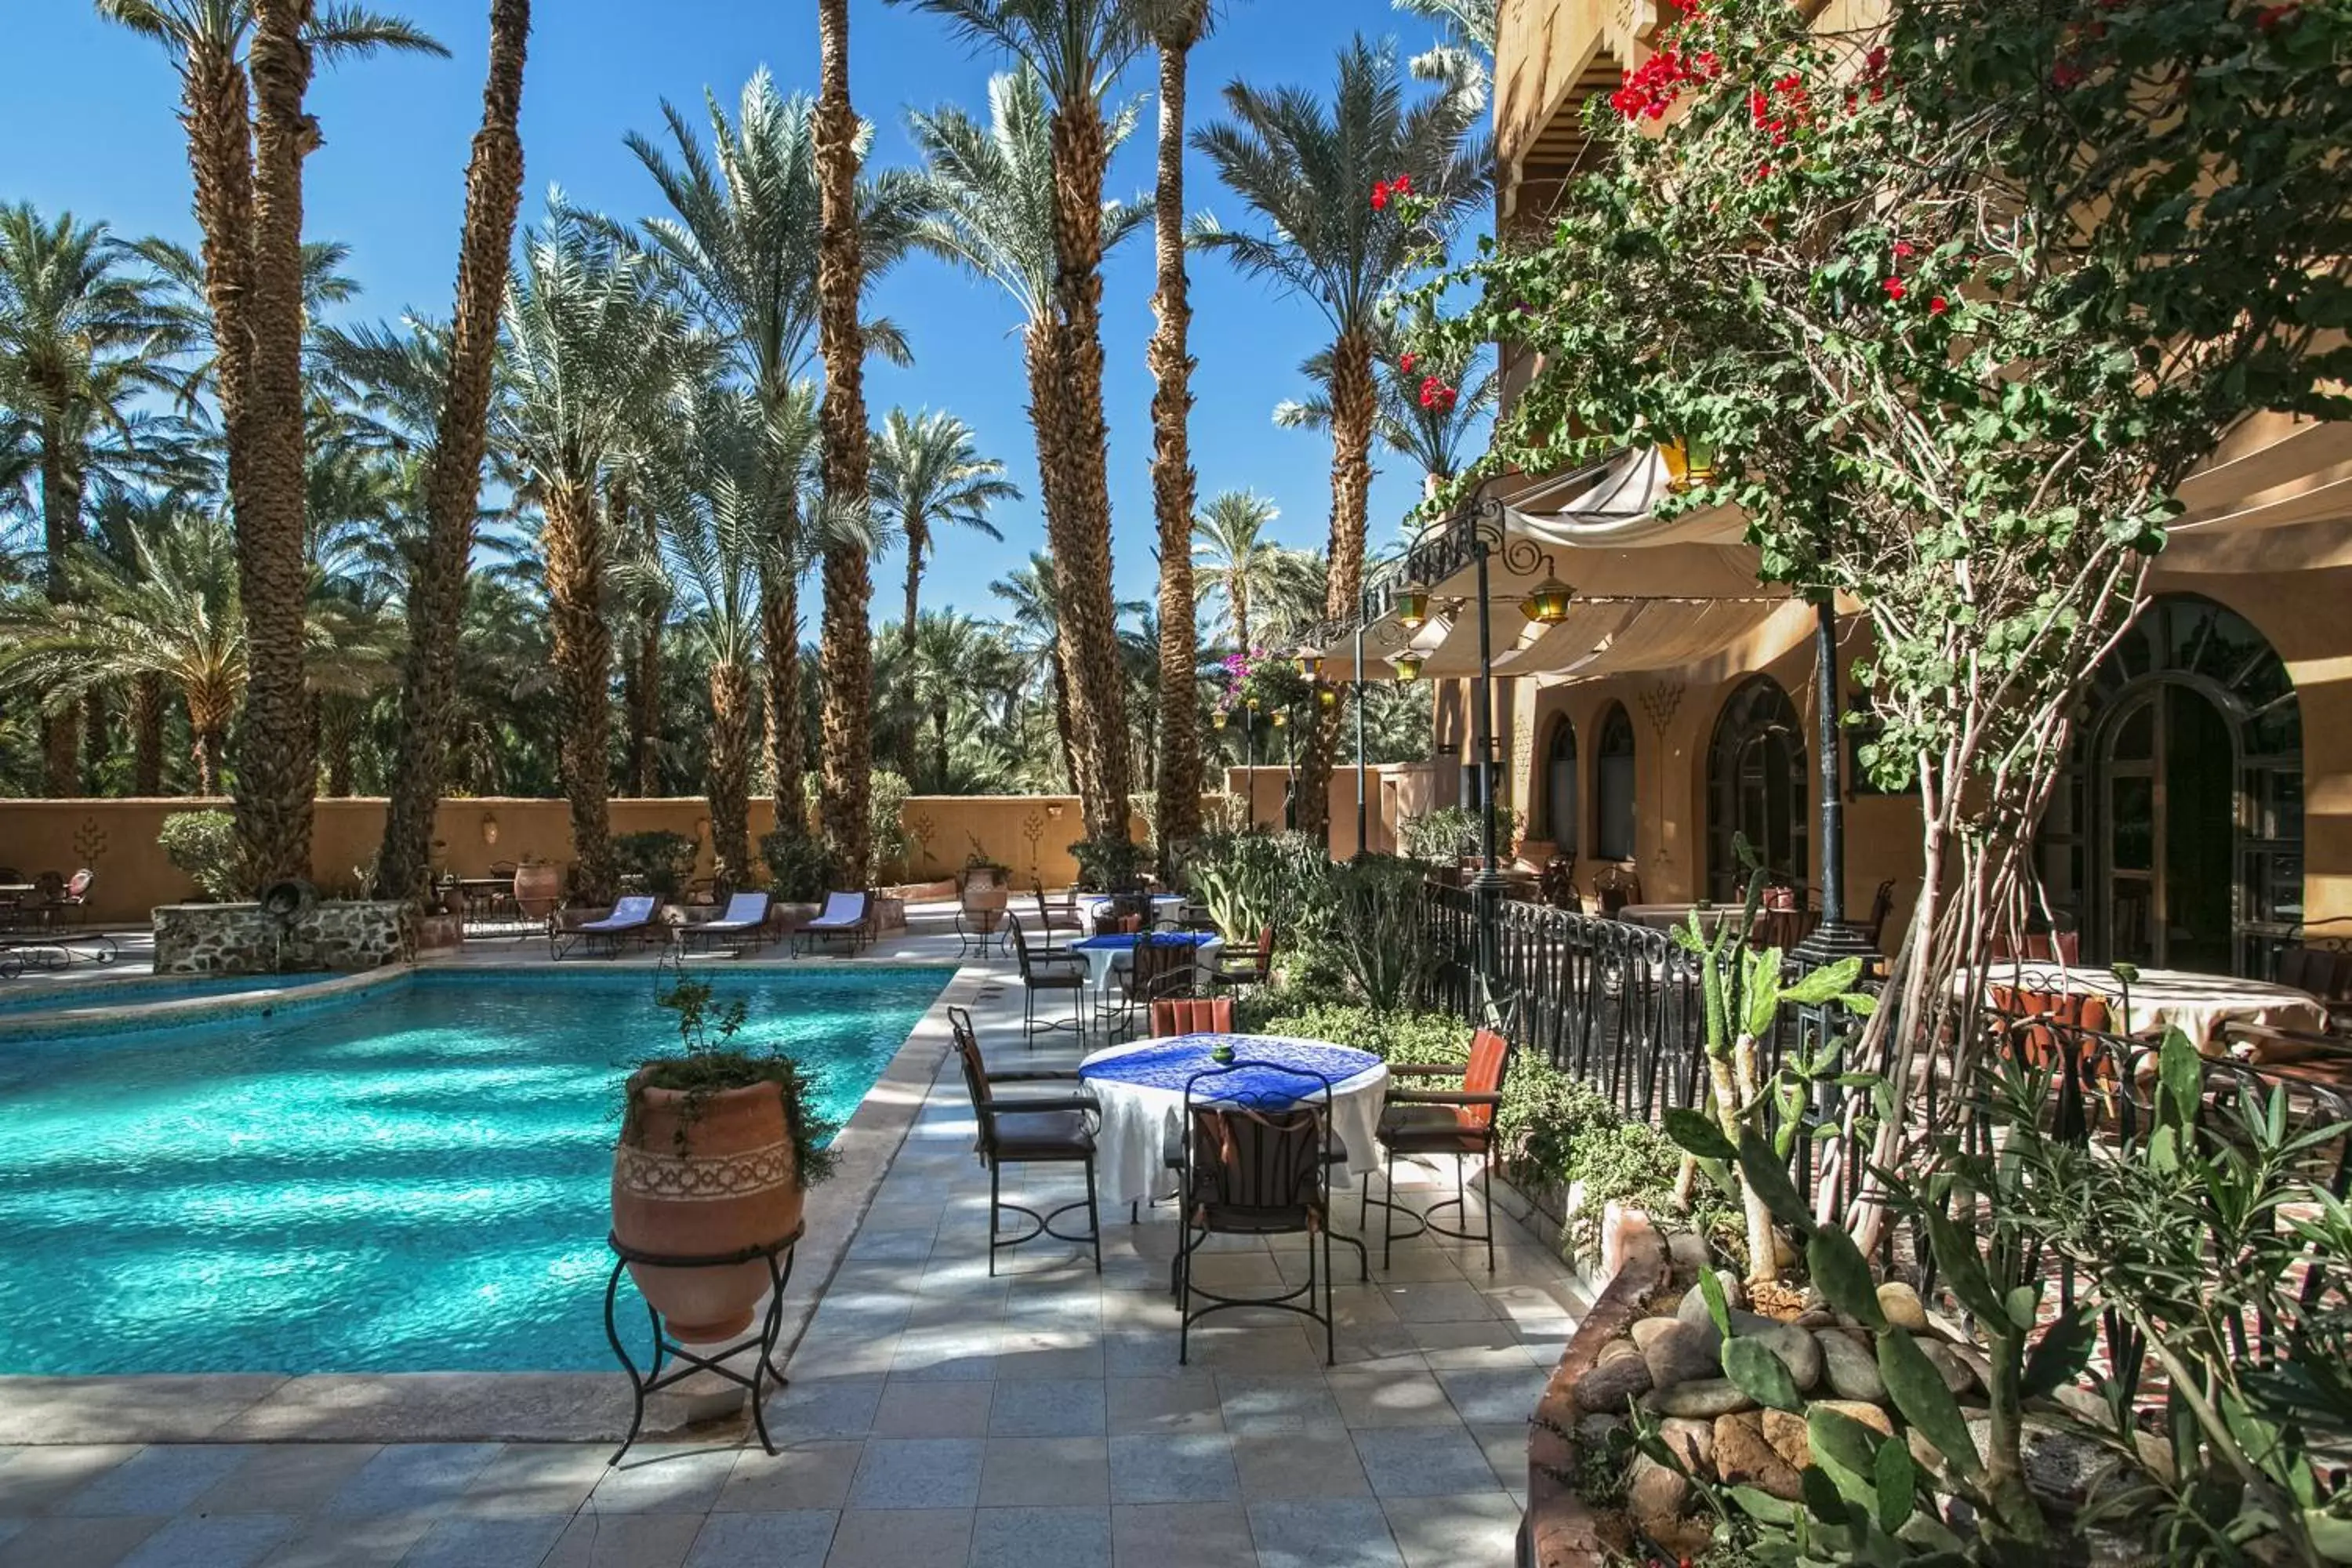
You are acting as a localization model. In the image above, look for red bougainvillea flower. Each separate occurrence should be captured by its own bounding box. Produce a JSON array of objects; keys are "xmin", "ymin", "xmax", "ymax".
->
[
  {"xmin": 1893, "ymin": 240, "xmax": 1914, "ymax": 258},
  {"xmin": 1399, "ymin": 352, "xmax": 1417, "ymax": 375},
  {"xmin": 2050, "ymin": 59, "xmax": 2086, "ymax": 89},
  {"xmin": 1864, "ymin": 44, "xmax": 1889, "ymax": 76},
  {"xmin": 2256, "ymin": 3, "xmax": 2300, "ymax": 30},
  {"xmin": 1929, "ymin": 296, "xmax": 1949, "ymax": 314},
  {"xmin": 1882, "ymin": 277, "xmax": 1907, "ymax": 301},
  {"xmin": 1370, "ymin": 181, "xmax": 1389, "ymax": 210},
  {"xmin": 1391, "ymin": 172, "xmax": 1414, "ymax": 197}
]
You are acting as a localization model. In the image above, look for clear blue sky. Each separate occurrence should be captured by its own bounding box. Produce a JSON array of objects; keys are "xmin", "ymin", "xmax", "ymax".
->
[{"xmin": 3, "ymin": 0, "xmax": 1486, "ymax": 623}]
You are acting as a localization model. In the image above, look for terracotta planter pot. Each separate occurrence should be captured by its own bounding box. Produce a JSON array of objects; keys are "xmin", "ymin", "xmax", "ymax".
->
[
  {"xmin": 612, "ymin": 1075, "xmax": 805, "ymax": 1342},
  {"xmin": 513, "ymin": 862, "xmax": 564, "ymax": 920}
]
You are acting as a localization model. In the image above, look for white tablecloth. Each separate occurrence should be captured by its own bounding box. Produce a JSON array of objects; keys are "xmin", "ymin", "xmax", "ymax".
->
[
  {"xmin": 1079, "ymin": 1034, "xmax": 1388, "ymax": 1207},
  {"xmin": 1959, "ymin": 961, "xmax": 2328, "ymax": 1050},
  {"xmin": 1070, "ymin": 936, "xmax": 1224, "ymax": 1020}
]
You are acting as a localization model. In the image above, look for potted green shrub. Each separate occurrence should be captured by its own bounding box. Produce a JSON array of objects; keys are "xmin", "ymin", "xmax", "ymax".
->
[{"xmin": 611, "ymin": 956, "xmax": 838, "ymax": 1341}]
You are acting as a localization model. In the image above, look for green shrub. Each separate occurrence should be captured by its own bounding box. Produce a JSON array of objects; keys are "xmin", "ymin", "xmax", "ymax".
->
[
  {"xmin": 612, "ymin": 830, "xmax": 699, "ymax": 901},
  {"xmin": 869, "ymin": 770, "xmax": 914, "ymax": 880},
  {"xmin": 1399, "ymin": 803, "xmax": 1523, "ymax": 864},
  {"xmin": 1297, "ymin": 853, "xmax": 1437, "ymax": 1011},
  {"xmin": 158, "ymin": 810, "xmax": 244, "ymax": 901},
  {"xmin": 1068, "ymin": 834, "xmax": 1147, "ymax": 891},
  {"xmin": 1184, "ymin": 829, "xmax": 1323, "ymax": 940},
  {"xmin": 760, "ymin": 827, "xmax": 833, "ymax": 902},
  {"xmin": 1236, "ymin": 1000, "xmax": 1472, "ymax": 1064}
]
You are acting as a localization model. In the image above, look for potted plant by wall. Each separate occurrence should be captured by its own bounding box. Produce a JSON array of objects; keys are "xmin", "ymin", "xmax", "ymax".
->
[
  {"xmin": 512, "ymin": 854, "xmax": 564, "ymax": 920},
  {"xmin": 612, "ymin": 956, "xmax": 838, "ymax": 1341},
  {"xmin": 759, "ymin": 826, "xmax": 832, "ymax": 934}
]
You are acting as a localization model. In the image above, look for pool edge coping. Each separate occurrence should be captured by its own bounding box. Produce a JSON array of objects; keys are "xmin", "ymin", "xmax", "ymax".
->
[{"xmin": 0, "ymin": 958, "xmax": 993, "ymax": 1446}]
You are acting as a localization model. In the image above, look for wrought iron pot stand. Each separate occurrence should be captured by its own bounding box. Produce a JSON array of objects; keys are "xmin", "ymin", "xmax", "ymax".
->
[{"xmin": 601, "ymin": 1223, "xmax": 803, "ymax": 1465}]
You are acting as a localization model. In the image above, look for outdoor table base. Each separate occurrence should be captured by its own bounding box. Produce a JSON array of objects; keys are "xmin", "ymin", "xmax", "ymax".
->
[{"xmin": 601, "ymin": 1223, "xmax": 803, "ymax": 1466}]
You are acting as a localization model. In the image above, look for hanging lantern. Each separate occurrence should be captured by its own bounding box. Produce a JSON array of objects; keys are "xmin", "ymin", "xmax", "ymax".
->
[
  {"xmin": 1396, "ymin": 588, "xmax": 1431, "ymax": 630},
  {"xmin": 1212, "ymin": 710, "xmax": 1229, "ymax": 731},
  {"xmin": 1316, "ymin": 686, "xmax": 1338, "ymax": 710},
  {"xmin": 1390, "ymin": 651, "xmax": 1425, "ymax": 682},
  {"xmin": 1294, "ymin": 650, "xmax": 1323, "ymax": 680},
  {"xmin": 1661, "ymin": 435, "xmax": 1717, "ymax": 492},
  {"xmin": 1269, "ymin": 710, "xmax": 1288, "ymax": 729},
  {"xmin": 1518, "ymin": 575, "xmax": 1575, "ymax": 625}
]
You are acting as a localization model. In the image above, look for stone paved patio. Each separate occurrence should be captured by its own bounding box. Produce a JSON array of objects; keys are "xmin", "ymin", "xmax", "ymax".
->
[{"xmin": 0, "ymin": 937, "xmax": 1587, "ymax": 1566}]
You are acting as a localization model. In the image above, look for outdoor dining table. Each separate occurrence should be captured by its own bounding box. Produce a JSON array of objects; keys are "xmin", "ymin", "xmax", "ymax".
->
[
  {"xmin": 1066, "ymin": 931, "xmax": 1223, "ymax": 1022},
  {"xmin": 1077, "ymin": 1033, "xmax": 1389, "ymax": 1207},
  {"xmin": 1959, "ymin": 960, "xmax": 2330, "ymax": 1051},
  {"xmin": 1086, "ymin": 893, "xmax": 1185, "ymax": 932}
]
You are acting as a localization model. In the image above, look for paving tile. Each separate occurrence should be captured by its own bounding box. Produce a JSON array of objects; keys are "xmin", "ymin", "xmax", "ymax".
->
[
  {"xmin": 53, "ymin": 1446, "xmax": 256, "ymax": 1516},
  {"xmin": 397, "ymin": 1515, "xmax": 569, "ymax": 1568},
  {"xmin": 1325, "ymin": 1370, "xmax": 1459, "ymax": 1430},
  {"xmin": 1247, "ymin": 1498, "xmax": 1404, "ymax": 1568},
  {"xmin": 255, "ymin": 1513, "xmax": 430, "ymax": 1568},
  {"xmin": 968, "ymin": 1505, "xmax": 1112, "ymax": 1568},
  {"xmin": 771, "ymin": 1375, "xmax": 883, "ymax": 1439},
  {"xmin": 993, "ymin": 1328, "xmax": 1105, "ymax": 1380},
  {"xmin": 584, "ymin": 1445, "xmax": 737, "ymax": 1515},
  {"xmin": 1180, "ymin": 1325, "xmax": 1326, "ymax": 1376},
  {"xmin": 0, "ymin": 1516, "xmax": 163, "ymax": 1568},
  {"xmin": 198, "ymin": 1445, "xmax": 380, "ymax": 1515},
  {"xmin": 1214, "ymin": 1375, "xmax": 1344, "ymax": 1436},
  {"xmin": 1230, "ymin": 1432, "xmax": 1372, "ymax": 1501},
  {"xmin": 1105, "ymin": 1434, "xmax": 1238, "ymax": 1504},
  {"xmin": 543, "ymin": 1510, "xmax": 703, "ymax": 1567},
  {"xmin": 1350, "ymin": 1428, "xmax": 1507, "ymax": 1499},
  {"xmin": 975, "ymin": 1439, "xmax": 1108, "ymax": 1508},
  {"xmin": 713, "ymin": 1443, "xmax": 862, "ymax": 1513},
  {"xmin": 0, "ymin": 1524, "xmax": 16, "ymax": 1552},
  {"xmin": 682, "ymin": 1510, "xmax": 837, "ymax": 1568},
  {"xmin": 0, "ymin": 1446, "xmax": 139, "ymax": 1513},
  {"xmin": 891, "ymin": 1327, "xmax": 1000, "ymax": 1381},
  {"xmin": 822, "ymin": 1507, "xmax": 973, "ymax": 1568},
  {"xmin": 324, "ymin": 1444, "xmax": 503, "ymax": 1517},
  {"xmin": 786, "ymin": 1331, "xmax": 902, "ymax": 1379},
  {"xmin": 1436, "ymin": 1367, "xmax": 1548, "ymax": 1426},
  {"xmin": 872, "ymin": 1380, "xmax": 993, "ymax": 1438},
  {"xmin": 1468, "ymin": 1424, "xmax": 1530, "ymax": 1497},
  {"xmin": 1109, "ymin": 1502, "xmax": 1254, "ymax": 1568},
  {"xmin": 1376, "ymin": 1282, "xmax": 1499, "ymax": 1324},
  {"xmin": 114, "ymin": 1512, "xmax": 294, "ymax": 1568},
  {"xmin": 1381, "ymin": 1492, "xmax": 1523, "ymax": 1567},
  {"xmin": 1105, "ymin": 1375, "xmax": 1221, "ymax": 1436},
  {"xmin": 846, "ymin": 1438, "xmax": 983, "ymax": 1509},
  {"xmin": 453, "ymin": 1443, "xmax": 608, "ymax": 1518},
  {"xmin": 1102, "ymin": 1330, "xmax": 1181, "ymax": 1379},
  {"xmin": 987, "ymin": 1379, "xmax": 1105, "ymax": 1438}
]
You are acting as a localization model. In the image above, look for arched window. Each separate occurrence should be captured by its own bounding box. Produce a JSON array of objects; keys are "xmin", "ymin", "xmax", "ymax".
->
[
  {"xmin": 1707, "ymin": 678, "xmax": 1807, "ymax": 901},
  {"xmin": 1595, "ymin": 704, "xmax": 1637, "ymax": 862},
  {"xmin": 1544, "ymin": 719, "xmax": 1579, "ymax": 855}
]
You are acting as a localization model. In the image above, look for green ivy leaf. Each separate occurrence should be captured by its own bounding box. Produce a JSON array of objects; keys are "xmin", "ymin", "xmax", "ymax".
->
[{"xmin": 1722, "ymin": 1334, "xmax": 1805, "ymax": 1414}]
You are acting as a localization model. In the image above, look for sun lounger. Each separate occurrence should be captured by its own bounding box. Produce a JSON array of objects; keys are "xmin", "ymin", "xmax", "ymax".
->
[
  {"xmin": 681, "ymin": 891, "xmax": 773, "ymax": 956},
  {"xmin": 795, "ymin": 891, "xmax": 869, "ymax": 956},
  {"xmin": 550, "ymin": 895, "xmax": 661, "ymax": 960}
]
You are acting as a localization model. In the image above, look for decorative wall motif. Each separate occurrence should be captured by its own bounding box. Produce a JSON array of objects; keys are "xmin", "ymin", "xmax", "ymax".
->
[
  {"xmin": 1021, "ymin": 812, "xmax": 1045, "ymax": 878},
  {"xmin": 72, "ymin": 815, "xmax": 107, "ymax": 865}
]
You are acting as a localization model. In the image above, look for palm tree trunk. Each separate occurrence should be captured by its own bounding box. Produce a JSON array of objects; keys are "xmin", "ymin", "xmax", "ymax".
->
[
  {"xmin": 902, "ymin": 512, "xmax": 927, "ymax": 655},
  {"xmin": 707, "ymin": 657, "xmax": 752, "ymax": 890},
  {"xmin": 322, "ymin": 699, "xmax": 357, "ymax": 796},
  {"xmin": 1044, "ymin": 100, "xmax": 1133, "ymax": 844},
  {"xmin": 132, "ymin": 673, "xmax": 165, "ymax": 794},
  {"xmin": 183, "ymin": 42, "xmax": 256, "ymax": 508},
  {"xmin": 234, "ymin": 0, "xmax": 318, "ymax": 888},
  {"xmin": 376, "ymin": 0, "xmax": 531, "ymax": 903},
  {"xmin": 1233, "ymin": 587, "xmax": 1249, "ymax": 658},
  {"xmin": 932, "ymin": 688, "xmax": 950, "ymax": 793},
  {"xmin": 1295, "ymin": 325, "xmax": 1377, "ymax": 850},
  {"xmin": 543, "ymin": 480, "xmax": 616, "ymax": 902},
  {"xmin": 82, "ymin": 691, "xmax": 109, "ymax": 793},
  {"xmin": 188, "ymin": 684, "xmax": 231, "ymax": 798},
  {"xmin": 38, "ymin": 436, "xmax": 81, "ymax": 794},
  {"xmin": 760, "ymin": 550, "xmax": 803, "ymax": 825},
  {"xmin": 628, "ymin": 613, "xmax": 663, "ymax": 795},
  {"xmin": 815, "ymin": 0, "xmax": 874, "ymax": 887},
  {"xmin": 1149, "ymin": 16, "xmax": 1204, "ymax": 873},
  {"xmin": 1050, "ymin": 650, "xmax": 1077, "ymax": 794}
]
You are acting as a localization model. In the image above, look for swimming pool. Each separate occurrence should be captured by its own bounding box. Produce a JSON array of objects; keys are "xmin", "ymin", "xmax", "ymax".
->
[
  {"xmin": 0, "ymin": 971, "xmax": 337, "ymax": 1015},
  {"xmin": 0, "ymin": 964, "xmax": 949, "ymax": 1375}
]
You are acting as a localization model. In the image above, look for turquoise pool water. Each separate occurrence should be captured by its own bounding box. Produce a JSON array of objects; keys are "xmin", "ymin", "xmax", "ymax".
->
[
  {"xmin": 0, "ymin": 965, "xmax": 948, "ymax": 1374},
  {"xmin": 0, "ymin": 971, "xmax": 336, "ymax": 1015}
]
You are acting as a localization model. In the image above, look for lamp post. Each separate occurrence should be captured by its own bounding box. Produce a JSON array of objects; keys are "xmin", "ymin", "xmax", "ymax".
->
[
  {"xmin": 1789, "ymin": 592, "xmax": 1880, "ymax": 971},
  {"xmin": 1469, "ymin": 520, "xmax": 1506, "ymax": 994}
]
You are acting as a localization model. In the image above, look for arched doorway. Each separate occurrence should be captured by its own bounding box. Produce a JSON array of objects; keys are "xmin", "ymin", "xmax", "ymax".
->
[
  {"xmin": 2038, "ymin": 595, "xmax": 2301, "ymax": 975},
  {"xmin": 1595, "ymin": 704, "xmax": 1637, "ymax": 862},
  {"xmin": 1544, "ymin": 718, "xmax": 1579, "ymax": 856},
  {"xmin": 1708, "ymin": 677, "xmax": 1808, "ymax": 901}
]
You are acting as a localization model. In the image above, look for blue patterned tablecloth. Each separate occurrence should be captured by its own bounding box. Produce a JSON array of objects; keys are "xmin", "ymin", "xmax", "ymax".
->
[
  {"xmin": 1080, "ymin": 1033, "xmax": 1380, "ymax": 1109},
  {"xmin": 1069, "ymin": 932, "xmax": 1218, "ymax": 953}
]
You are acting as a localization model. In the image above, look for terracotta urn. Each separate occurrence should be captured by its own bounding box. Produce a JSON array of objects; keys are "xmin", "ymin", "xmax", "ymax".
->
[
  {"xmin": 612, "ymin": 1075, "xmax": 804, "ymax": 1342},
  {"xmin": 514, "ymin": 861, "xmax": 565, "ymax": 920}
]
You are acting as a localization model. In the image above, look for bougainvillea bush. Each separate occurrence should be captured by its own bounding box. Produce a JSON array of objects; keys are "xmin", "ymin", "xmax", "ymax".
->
[{"xmin": 1397, "ymin": 0, "xmax": 2350, "ymax": 1241}]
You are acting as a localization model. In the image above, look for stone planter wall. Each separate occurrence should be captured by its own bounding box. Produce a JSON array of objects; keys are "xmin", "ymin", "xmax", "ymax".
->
[{"xmin": 153, "ymin": 901, "xmax": 409, "ymax": 974}]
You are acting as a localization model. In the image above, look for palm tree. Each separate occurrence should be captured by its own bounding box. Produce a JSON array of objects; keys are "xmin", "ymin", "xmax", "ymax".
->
[
  {"xmin": 626, "ymin": 68, "xmax": 924, "ymax": 837},
  {"xmin": 1276, "ymin": 322, "xmax": 1498, "ymax": 502},
  {"xmin": 0, "ymin": 204, "xmax": 190, "ymax": 793},
  {"xmin": 869, "ymin": 408, "xmax": 1018, "ymax": 652},
  {"xmin": 895, "ymin": 0, "xmax": 1147, "ymax": 845},
  {"xmin": 1192, "ymin": 38, "xmax": 1488, "ymax": 843},
  {"xmin": 1190, "ymin": 488, "xmax": 1283, "ymax": 653},
  {"xmin": 372, "ymin": 0, "xmax": 532, "ymax": 905},
  {"xmin": 902, "ymin": 609, "xmax": 1006, "ymax": 789},
  {"xmin": 1393, "ymin": 0, "xmax": 1497, "ymax": 105},
  {"xmin": 100, "ymin": 0, "xmax": 445, "ymax": 879},
  {"xmin": 499, "ymin": 207, "xmax": 702, "ymax": 903},
  {"xmin": 813, "ymin": 0, "xmax": 879, "ymax": 886},
  {"xmin": 989, "ymin": 550, "xmax": 1073, "ymax": 790},
  {"xmin": 1138, "ymin": 0, "xmax": 1214, "ymax": 869}
]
